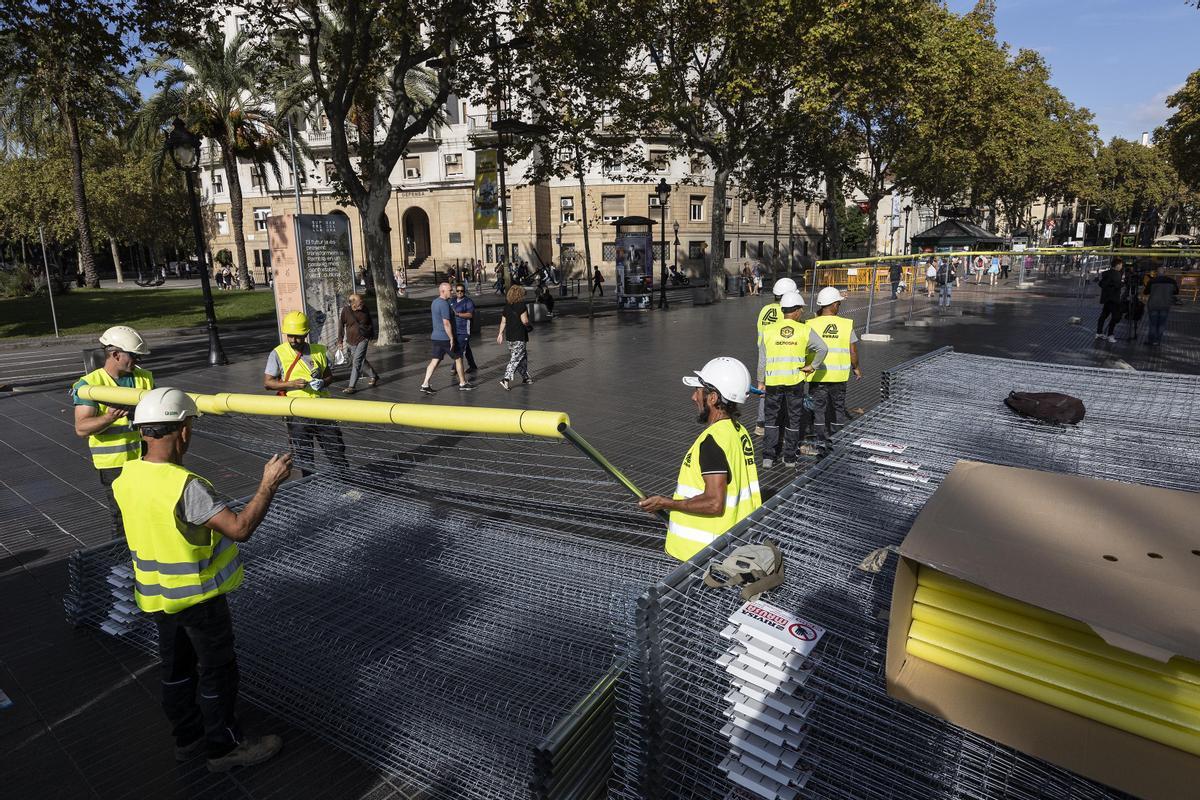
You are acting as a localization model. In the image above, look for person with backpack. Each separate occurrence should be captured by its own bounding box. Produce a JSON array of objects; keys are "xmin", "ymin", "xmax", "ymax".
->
[{"xmin": 1095, "ymin": 258, "xmax": 1126, "ymax": 343}]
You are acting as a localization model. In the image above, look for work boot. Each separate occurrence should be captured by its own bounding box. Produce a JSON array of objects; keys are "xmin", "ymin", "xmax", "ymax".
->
[
  {"xmin": 175, "ymin": 737, "xmax": 206, "ymax": 762},
  {"xmin": 798, "ymin": 444, "xmax": 820, "ymax": 457},
  {"xmin": 207, "ymin": 735, "xmax": 283, "ymax": 773},
  {"xmin": 761, "ymin": 458, "xmax": 774, "ymax": 469},
  {"xmin": 754, "ymin": 424, "xmax": 765, "ymax": 437}
]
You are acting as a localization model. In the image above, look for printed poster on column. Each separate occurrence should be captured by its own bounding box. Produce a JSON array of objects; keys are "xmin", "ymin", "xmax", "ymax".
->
[
  {"xmin": 616, "ymin": 231, "xmax": 652, "ymax": 310},
  {"xmin": 296, "ymin": 214, "xmax": 355, "ymax": 346},
  {"xmin": 474, "ymin": 149, "xmax": 499, "ymax": 230}
]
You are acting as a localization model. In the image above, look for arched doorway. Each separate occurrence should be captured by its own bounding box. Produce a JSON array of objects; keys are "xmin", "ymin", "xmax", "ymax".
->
[{"xmin": 402, "ymin": 206, "xmax": 431, "ymax": 268}]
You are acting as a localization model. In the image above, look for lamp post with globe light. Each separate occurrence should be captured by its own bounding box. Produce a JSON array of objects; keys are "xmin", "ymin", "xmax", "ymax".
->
[
  {"xmin": 655, "ymin": 178, "xmax": 670, "ymax": 309},
  {"xmin": 166, "ymin": 118, "xmax": 227, "ymax": 366}
]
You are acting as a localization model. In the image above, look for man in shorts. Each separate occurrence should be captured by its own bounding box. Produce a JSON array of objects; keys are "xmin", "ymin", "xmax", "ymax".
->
[{"xmin": 420, "ymin": 282, "xmax": 474, "ymax": 393}]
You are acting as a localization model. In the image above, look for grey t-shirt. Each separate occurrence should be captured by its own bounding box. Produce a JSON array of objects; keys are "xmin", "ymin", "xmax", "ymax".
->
[
  {"xmin": 430, "ymin": 298, "xmax": 452, "ymax": 341},
  {"xmin": 179, "ymin": 478, "xmax": 227, "ymax": 527}
]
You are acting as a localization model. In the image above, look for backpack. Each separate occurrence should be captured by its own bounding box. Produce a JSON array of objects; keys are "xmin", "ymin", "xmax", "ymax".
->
[{"xmin": 1004, "ymin": 391, "xmax": 1086, "ymax": 425}]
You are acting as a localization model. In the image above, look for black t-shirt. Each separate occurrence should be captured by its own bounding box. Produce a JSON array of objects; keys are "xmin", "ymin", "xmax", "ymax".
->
[
  {"xmin": 503, "ymin": 303, "xmax": 529, "ymax": 341},
  {"xmin": 698, "ymin": 434, "xmax": 731, "ymax": 481}
]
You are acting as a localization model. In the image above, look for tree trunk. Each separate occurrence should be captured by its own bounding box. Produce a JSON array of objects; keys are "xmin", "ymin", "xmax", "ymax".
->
[
  {"xmin": 222, "ymin": 147, "xmax": 252, "ymax": 290},
  {"xmin": 363, "ymin": 188, "xmax": 402, "ymax": 345},
  {"xmin": 771, "ymin": 199, "xmax": 780, "ymax": 276},
  {"xmin": 824, "ymin": 170, "xmax": 843, "ymax": 261},
  {"xmin": 710, "ymin": 167, "xmax": 731, "ymax": 300},
  {"xmin": 109, "ymin": 237, "xmax": 124, "ymax": 284},
  {"xmin": 576, "ymin": 163, "xmax": 595, "ymax": 319},
  {"xmin": 865, "ymin": 194, "xmax": 881, "ymax": 257},
  {"xmin": 63, "ymin": 105, "xmax": 99, "ymax": 288},
  {"xmin": 787, "ymin": 195, "xmax": 795, "ymax": 274}
]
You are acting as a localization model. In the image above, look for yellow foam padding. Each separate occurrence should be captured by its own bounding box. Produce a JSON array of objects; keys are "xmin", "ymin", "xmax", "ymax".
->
[
  {"xmin": 912, "ymin": 603, "xmax": 1200, "ymax": 709},
  {"xmin": 76, "ymin": 385, "xmax": 569, "ymax": 439},
  {"xmin": 914, "ymin": 580, "xmax": 1200, "ymax": 689},
  {"xmin": 917, "ymin": 567, "xmax": 1092, "ymax": 633},
  {"xmin": 906, "ymin": 638, "xmax": 1200, "ymax": 757}
]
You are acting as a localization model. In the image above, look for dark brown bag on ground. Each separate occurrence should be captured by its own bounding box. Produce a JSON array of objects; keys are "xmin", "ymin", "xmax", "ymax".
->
[{"xmin": 1004, "ymin": 391, "xmax": 1086, "ymax": 424}]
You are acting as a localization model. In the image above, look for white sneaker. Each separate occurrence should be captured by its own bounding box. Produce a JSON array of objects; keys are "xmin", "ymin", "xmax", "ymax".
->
[
  {"xmin": 761, "ymin": 458, "xmax": 774, "ymax": 469},
  {"xmin": 1094, "ymin": 332, "xmax": 1104, "ymax": 339},
  {"xmin": 1107, "ymin": 335, "xmax": 1117, "ymax": 343}
]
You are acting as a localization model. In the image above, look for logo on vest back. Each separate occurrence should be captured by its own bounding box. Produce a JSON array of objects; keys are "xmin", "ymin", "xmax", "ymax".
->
[
  {"xmin": 762, "ymin": 308, "xmax": 779, "ymax": 326},
  {"xmin": 779, "ymin": 325, "xmax": 795, "ymax": 339},
  {"xmin": 684, "ymin": 452, "xmax": 692, "ymax": 467},
  {"xmin": 822, "ymin": 322, "xmax": 839, "ymax": 337},
  {"xmin": 740, "ymin": 434, "xmax": 754, "ymax": 465}
]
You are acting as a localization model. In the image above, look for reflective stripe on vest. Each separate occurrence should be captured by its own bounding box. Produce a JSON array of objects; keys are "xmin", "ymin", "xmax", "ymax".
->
[
  {"xmin": 665, "ymin": 419, "xmax": 762, "ymax": 562},
  {"xmin": 762, "ymin": 319, "xmax": 809, "ymax": 386},
  {"xmin": 77, "ymin": 367, "xmax": 154, "ymax": 469},
  {"xmin": 809, "ymin": 316, "xmax": 853, "ymax": 383},
  {"xmin": 273, "ymin": 343, "xmax": 330, "ymax": 398},
  {"xmin": 113, "ymin": 460, "xmax": 243, "ymax": 614}
]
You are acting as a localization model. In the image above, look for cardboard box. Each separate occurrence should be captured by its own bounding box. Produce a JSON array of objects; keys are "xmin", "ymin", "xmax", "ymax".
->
[{"xmin": 886, "ymin": 460, "xmax": 1200, "ymax": 799}]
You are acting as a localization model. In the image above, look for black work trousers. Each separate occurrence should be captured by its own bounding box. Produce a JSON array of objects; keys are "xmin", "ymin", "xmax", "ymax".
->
[
  {"xmin": 1096, "ymin": 301, "xmax": 1123, "ymax": 336},
  {"xmin": 810, "ymin": 381, "xmax": 849, "ymax": 448},
  {"xmin": 762, "ymin": 383, "xmax": 806, "ymax": 461},
  {"xmin": 153, "ymin": 594, "xmax": 242, "ymax": 757},
  {"xmin": 285, "ymin": 417, "xmax": 348, "ymax": 476},
  {"xmin": 97, "ymin": 467, "xmax": 124, "ymax": 540}
]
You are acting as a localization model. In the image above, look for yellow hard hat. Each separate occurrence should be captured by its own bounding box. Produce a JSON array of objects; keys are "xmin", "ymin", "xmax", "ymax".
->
[{"xmin": 281, "ymin": 311, "xmax": 310, "ymax": 336}]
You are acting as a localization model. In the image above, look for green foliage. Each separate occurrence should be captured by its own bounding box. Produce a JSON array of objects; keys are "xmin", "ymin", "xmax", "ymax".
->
[
  {"xmin": 1158, "ymin": 69, "xmax": 1200, "ymax": 194},
  {"xmin": 1094, "ymin": 138, "xmax": 1176, "ymax": 227},
  {"xmin": 215, "ymin": 248, "xmax": 234, "ymax": 266},
  {"xmin": 0, "ymin": 265, "xmax": 35, "ymax": 298},
  {"xmin": 837, "ymin": 205, "xmax": 869, "ymax": 252}
]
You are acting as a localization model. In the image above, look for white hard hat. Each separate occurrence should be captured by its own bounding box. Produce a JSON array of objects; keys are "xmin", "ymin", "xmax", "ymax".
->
[
  {"xmin": 779, "ymin": 291, "xmax": 805, "ymax": 310},
  {"xmin": 772, "ymin": 277, "xmax": 797, "ymax": 296},
  {"xmin": 816, "ymin": 287, "xmax": 844, "ymax": 307},
  {"xmin": 99, "ymin": 325, "xmax": 150, "ymax": 355},
  {"xmin": 682, "ymin": 357, "xmax": 752, "ymax": 405},
  {"xmin": 133, "ymin": 387, "xmax": 198, "ymax": 427}
]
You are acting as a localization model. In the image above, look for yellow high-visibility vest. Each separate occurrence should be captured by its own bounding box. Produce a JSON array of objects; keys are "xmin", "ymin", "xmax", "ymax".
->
[
  {"xmin": 666, "ymin": 418, "xmax": 762, "ymax": 561},
  {"xmin": 762, "ymin": 318, "xmax": 810, "ymax": 387},
  {"xmin": 76, "ymin": 366, "xmax": 154, "ymax": 469},
  {"xmin": 113, "ymin": 459, "xmax": 243, "ymax": 614},
  {"xmin": 755, "ymin": 303, "xmax": 782, "ymax": 347},
  {"xmin": 809, "ymin": 315, "xmax": 853, "ymax": 383},
  {"xmin": 272, "ymin": 343, "xmax": 330, "ymax": 398}
]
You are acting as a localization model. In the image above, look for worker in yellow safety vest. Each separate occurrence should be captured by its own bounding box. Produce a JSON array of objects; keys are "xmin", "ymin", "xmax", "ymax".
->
[
  {"xmin": 639, "ymin": 357, "xmax": 762, "ymax": 561},
  {"xmin": 754, "ymin": 277, "xmax": 797, "ymax": 436},
  {"xmin": 808, "ymin": 287, "xmax": 862, "ymax": 453},
  {"xmin": 114, "ymin": 387, "xmax": 292, "ymax": 771},
  {"xmin": 262, "ymin": 310, "xmax": 347, "ymax": 476},
  {"xmin": 760, "ymin": 291, "xmax": 828, "ymax": 469},
  {"xmin": 71, "ymin": 325, "xmax": 155, "ymax": 538}
]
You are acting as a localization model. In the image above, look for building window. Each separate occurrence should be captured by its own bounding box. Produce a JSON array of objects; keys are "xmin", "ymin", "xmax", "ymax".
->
[
  {"xmin": 560, "ymin": 243, "xmax": 577, "ymax": 265},
  {"xmin": 250, "ymin": 166, "xmax": 267, "ymax": 189},
  {"xmin": 723, "ymin": 240, "xmax": 731, "ymax": 258},
  {"xmin": 741, "ymin": 203, "xmax": 748, "ymax": 224},
  {"xmin": 404, "ymin": 156, "xmax": 422, "ymax": 180},
  {"xmin": 511, "ymin": 244, "xmax": 519, "ymax": 261},
  {"xmin": 216, "ymin": 211, "xmax": 228, "ymax": 236},
  {"xmin": 324, "ymin": 162, "xmax": 338, "ymax": 183},
  {"xmin": 290, "ymin": 168, "xmax": 306, "ymax": 188},
  {"xmin": 486, "ymin": 243, "xmax": 494, "ymax": 262},
  {"xmin": 211, "ymin": 171, "xmax": 224, "ymax": 194},
  {"xmin": 758, "ymin": 240, "xmax": 764, "ymax": 256},
  {"xmin": 689, "ymin": 196, "xmax": 704, "ymax": 222},
  {"xmin": 601, "ymin": 195, "xmax": 625, "ymax": 223},
  {"xmin": 253, "ymin": 207, "xmax": 270, "ymax": 231},
  {"xmin": 688, "ymin": 241, "xmax": 704, "ymax": 259},
  {"xmin": 560, "ymin": 196, "xmax": 575, "ymax": 209},
  {"xmin": 448, "ymin": 231, "xmax": 462, "ymax": 244},
  {"xmin": 444, "ymin": 153, "xmax": 463, "ymax": 177},
  {"xmin": 602, "ymin": 242, "xmax": 617, "ymax": 261},
  {"xmin": 689, "ymin": 155, "xmax": 704, "ymax": 174},
  {"xmin": 561, "ymin": 209, "xmax": 575, "ymax": 224},
  {"xmin": 648, "ymin": 193, "xmax": 663, "ymax": 209},
  {"xmin": 724, "ymin": 200, "xmax": 733, "ymax": 217},
  {"xmin": 739, "ymin": 240, "xmax": 746, "ymax": 258},
  {"xmin": 649, "ymin": 148, "xmax": 670, "ymax": 173},
  {"xmin": 252, "ymin": 249, "xmax": 272, "ymax": 281}
]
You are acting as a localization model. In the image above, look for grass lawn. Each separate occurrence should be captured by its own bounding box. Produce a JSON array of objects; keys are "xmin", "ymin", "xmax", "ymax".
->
[{"xmin": 1, "ymin": 287, "xmax": 434, "ymax": 340}]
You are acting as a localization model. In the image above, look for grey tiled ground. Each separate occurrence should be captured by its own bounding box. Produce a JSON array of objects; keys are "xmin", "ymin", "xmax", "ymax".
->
[{"xmin": 1, "ymin": 274, "xmax": 1196, "ymax": 798}]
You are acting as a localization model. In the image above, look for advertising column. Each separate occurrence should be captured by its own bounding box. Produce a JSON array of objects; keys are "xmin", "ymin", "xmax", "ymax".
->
[
  {"xmin": 267, "ymin": 213, "xmax": 356, "ymax": 345},
  {"xmin": 616, "ymin": 231, "xmax": 653, "ymax": 310}
]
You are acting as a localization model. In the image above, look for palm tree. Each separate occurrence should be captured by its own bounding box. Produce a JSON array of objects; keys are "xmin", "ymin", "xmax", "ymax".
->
[{"xmin": 137, "ymin": 26, "xmax": 293, "ymax": 290}]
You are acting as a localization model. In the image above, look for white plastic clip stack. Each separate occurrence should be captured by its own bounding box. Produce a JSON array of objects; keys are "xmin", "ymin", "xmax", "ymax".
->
[
  {"xmin": 717, "ymin": 600, "xmax": 826, "ymax": 799},
  {"xmin": 100, "ymin": 563, "xmax": 139, "ymax": 636}
]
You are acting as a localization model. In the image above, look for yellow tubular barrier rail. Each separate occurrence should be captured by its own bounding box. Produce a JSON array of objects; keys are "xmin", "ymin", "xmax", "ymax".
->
[
  {"xmin": 909, "ymin": 567, "xmax": 1200, "ymax": 756},
  {"xmin": 76, "ymin": 385, "xmax": 570, "ymax": 439}
]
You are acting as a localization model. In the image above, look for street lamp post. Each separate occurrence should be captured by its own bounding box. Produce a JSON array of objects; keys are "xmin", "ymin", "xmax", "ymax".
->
[
  {"xmin": 166, "ymin": 118, "xmax": 228, "ymax": 366},
  {"xmin": 656, "ymin": 178, "xmax": 670, "ymax": 309},
  {"xmin": 673, "ymin": 220, "xmax": 680, "ymax": 277},
  {"xmin": 903, "ymin": 204, "xmax": 912, "ymax": 255}
]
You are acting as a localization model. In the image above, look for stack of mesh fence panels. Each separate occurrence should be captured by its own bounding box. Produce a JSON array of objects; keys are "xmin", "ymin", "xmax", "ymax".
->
[
  {"xmin": 613, "ymin": 347, "xmax": 1200, "ymax": 799},
  {"xmin": 68, "ymin": 455, "xmax": 672, "ymax": 798}
]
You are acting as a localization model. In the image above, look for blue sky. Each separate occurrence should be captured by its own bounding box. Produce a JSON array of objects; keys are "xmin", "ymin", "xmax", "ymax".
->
[{"xmin": 946, "ymin": 0, "xmax": 1200, "ymax": 143}]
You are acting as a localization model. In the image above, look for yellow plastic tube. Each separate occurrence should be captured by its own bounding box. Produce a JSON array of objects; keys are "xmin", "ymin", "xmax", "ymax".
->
[
  {"xmin": 917, "ymin": 567, "xmax": 1091, "ymax": 633},
  {"xmin": 908, "ymin": 620, "xmax": 1200, "ymax": 735},
  {"xmin": 914, "ymin": 584, "xmax": 1200, "ymax": 688},
  {"xmin": 912, "ymin": 603, "xmax": 1200, "ymax": 709},
  {"xmin": 906, "ymin": 638, "xmax": 1200, "ymax": 757},
  {"xmin": 76, "ymin": 385, "xmax": 569, "ymax": 439}
]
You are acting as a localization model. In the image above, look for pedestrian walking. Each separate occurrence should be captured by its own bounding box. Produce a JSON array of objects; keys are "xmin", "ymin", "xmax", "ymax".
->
[
  {"xmin": 925, "ymin": 259, "xmax": 937, "ymax": 298},
  {"xmin": 808, "ymin": 287, "xmax": 862, "ymax": 453},
  {"xmin": 1143, "ymin": 265, "xmax": 1179, "ymax": 346},
  {"xmin": 889, "ymin": 262, "xmax": 902, "ymax": 299},
  {"xmin": 637, "ymin": 356, "xmax": 762, "ymax": 561},
  {"xmin": 114, "ymin": 387, "xmax": 291, "ymax": 772},
  {"xmin": 336, "ymin": 293, "xmax": 380, "ymax": 394},
  {"xmin": 262, "ymin": 311, "xmax": 348, "ymax": 475},
  {"xmin": 754, "ymin": 277, "xmax": 796, "ymax": 436},
  {"xmin": 451, "ymin": 282, "xmax": 479, "ymax": 373},
  {"xmin": 1001, "ymin": 253, "xmax": 1011, "ymax": 280},
  {"xmin": 497, "ymin": 284, "xmax": 532, "ymax": 390},
  {"xmin": 988, "ymin": 257, "xmax": 999, "ymax": 286},
  {"xmin": 760, "ymin": 291, "xmax": 827, "ymax": 469},
  {"xmin": 591, "ymin": 265, "xmax": 604, "ymax": 296},
  {"xmin": 420, "ymin": 282, "xmax": 473, "ymax": 393},
  {"xmin": 1095, "ymin": 258, "xmax": 1126, "ymax": 343},
  {"xmin": 974, "ymin": 255, "xmax": 986, "ymax": 285},
  {"xmin": 936, "ymin": 258, "xmax": 956, "ymax": 307},
  {"xmin": 72, "ymin": 326, "xmax": 155, "ymax": 538}
]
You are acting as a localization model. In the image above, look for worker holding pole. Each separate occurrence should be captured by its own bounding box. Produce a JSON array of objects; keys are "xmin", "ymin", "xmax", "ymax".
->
[
  {"xmin": 71, "ymin": 326, "xmax": 155, "ymax": 538},
  {"xmin": 639, "ymin": 357, "xmax": 762, "ymax": 561},
  {"xmin": 113, "ymin": 387, "xmax": 291, "ymax": 771}
]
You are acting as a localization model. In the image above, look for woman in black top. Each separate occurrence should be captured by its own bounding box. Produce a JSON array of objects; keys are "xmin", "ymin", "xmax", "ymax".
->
[{"xmin": 496, "ymin": 284, "xmax": 532, "ymax": 390}]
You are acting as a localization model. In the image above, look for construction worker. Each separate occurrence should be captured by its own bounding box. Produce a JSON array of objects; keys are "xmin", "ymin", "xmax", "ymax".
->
[
  {"xmin": 754, "ymin": 277, "xmax": 797, "ymax": 435},
  {"xmin": 71, "ymin": 325, "xmax": 155, "ymax": 538},
  {"xmin": 262, "ymin": 311, "xmax": 347, "ymax": 475},
  {"xmin": 639, "ymin": 357, "xmax": 762, "ymax": 561},
  {"xmin": 113, "ymin": 387, "xmax": 291, "ymax": 771},
  {"xmin": 808, "ymin": 287, "xmax": 862, "ymax": 452},
  {"xmin": 760, "ymin": 291, "xmax": 827, "ymax": 468}
]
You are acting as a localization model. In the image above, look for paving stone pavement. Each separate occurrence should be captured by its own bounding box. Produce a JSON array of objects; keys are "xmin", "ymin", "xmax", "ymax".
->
[{"xmin": 1, "ymin": 274, "xmax": 1196, "ymax": 799}]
